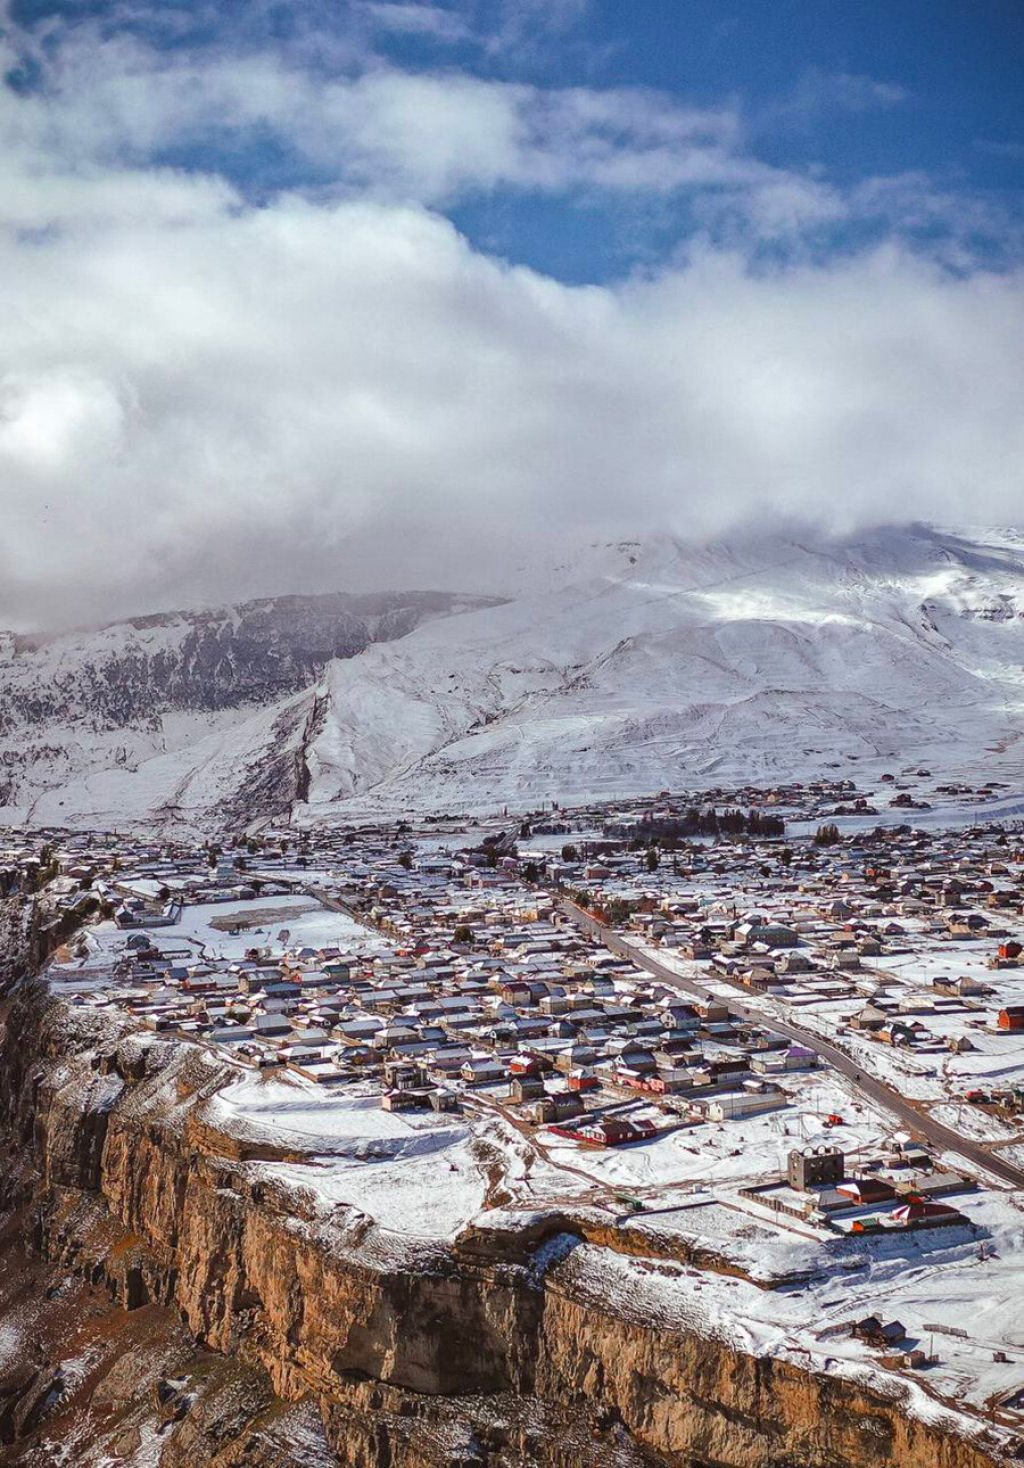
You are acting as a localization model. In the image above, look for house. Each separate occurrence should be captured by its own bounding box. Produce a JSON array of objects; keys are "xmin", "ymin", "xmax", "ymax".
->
[
  {"xmin": 780, "ymin": 1044, "xmax": 817, "ymax": 1071},
  {"xmin": 509, "ymin": 1054, "xmax": 542, "ymax": 1076},
  {"xmin": 382, "ymin": 1087, "xmax": 433, "ymax": 1112},
  {"xmin": 698, "ymin": 1086, "xmax": 787, "ymax": 1122},
  {"xmin": 510, "ymin": 1076, "xmax": 545, "ymax": 1103},
  {"xmin": 836, "ymin": 1177, "xmax": 897, "ymax": 1205},
  {"xmin": 880, "ymin": 1019, "xmax": 927, "ymax": 1047},
  {"xmin": 253, "ymin": 1013, "xmax": 291, "ymax": 1038},
  {"xmin": 741, "ymin": 923, "xmax": 799, "ymax": 949},
  {"xmin": 744, "ymin": 966, "xmax": 787, "ymax": 993},
  {"xmin": 608, "ymin": 1041, "xmax": 658, "ymax": 1074},
  {"xmin": 853, "ymin": 1317, "xmax": 907, "ymax": 1346},
  {"xmin": 933, "ymin": 974, "xmax": 987, "ymax": 998},
  {"xmin": 529, "ymin": 1093, "xmax": 585, "ymax": 1125},
  {"xmin": 566, "ymin": 1068, "xmax": 601, "ymax": 1093},
  {"xmin": 461, "ymin": 1056, "xmax": 506, "ymax": 1085},
  {"xmin": 383, "ymin": 1060, "xmax": 424, "ymax": 1089},
  {"xmin": 998, "ymin": 1006, "xmax": 1024, "ymax": 1032},
  {"xmin": 553, "ymin": 1116, "xmax": 657, "ymax": 1147},
  {"xmin": 681, "ymin": 941, "xmax": 713, "ymax": 961},
  {"xmin": 554, "ymin": 1043, "xmax": 597, "ymax": 1073},
  {"xmin": 850, "ymin": 1005, "xmax": 887, "ymax": 1031},
  {"xmin": 888, "ymin": 1198, "xmax": 967, "ymax": 1228},
  {"xmin": 661, "ymin": 1003, "xmax": 702, "ymax": 1031},
  {"xmin": 694, "ymin": 1001, "xmax": 732, "ymax": 1024},
  {"xmin": 288, "ymin": 1059, "xmax": 344, "ymax": 1085}
]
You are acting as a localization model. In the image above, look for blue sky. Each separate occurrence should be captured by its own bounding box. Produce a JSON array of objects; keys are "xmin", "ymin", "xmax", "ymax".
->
[
  {"xmin": 0, "ymin": 0, "xmax": 1022, "ymax": 624},
  {"xmin": 4, "ymin": 0, "xmax": 1022, "ymax": 280}
]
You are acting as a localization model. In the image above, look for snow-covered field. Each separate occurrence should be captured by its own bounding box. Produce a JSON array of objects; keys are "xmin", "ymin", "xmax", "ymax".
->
[
  {"xmin": 210, "ymin": 1076, "xmax": 491, "ymax": 1239},
  {"xmin": 539, "ymin": 1072, "xmax": 888, "ymax": 1196},
  {"xmin": 169, "ymin": 894, "xmax": 390, "ymax": 959}
]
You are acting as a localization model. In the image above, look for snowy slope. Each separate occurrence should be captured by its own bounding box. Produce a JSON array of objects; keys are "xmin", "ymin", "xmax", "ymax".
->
[
  {"xmin": 295, "ymin": 524, "xmax": 1024, "ymax": 817},
  {"xmin": 5, "ymin": 524, "xmax": 1024, "ymax": 828},
  {"xmin": 0, "ymin": 589, "xmax": 500, "ymax": 829}
]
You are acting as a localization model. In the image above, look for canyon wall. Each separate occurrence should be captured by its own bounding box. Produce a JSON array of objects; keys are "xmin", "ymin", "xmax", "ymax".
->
[{"xmin": 0, "ymin": 986, "xmax": 1017, "ymax": 1468}]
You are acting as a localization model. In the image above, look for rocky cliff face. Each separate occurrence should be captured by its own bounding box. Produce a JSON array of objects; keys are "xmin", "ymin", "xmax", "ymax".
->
[
  {"xmin": 0, "ymin": 987, "xmax": 1016, "ymax": 1468},
  {"xmin": 0, "ymin": 900, "xmax": 32, "ymax": 990}
]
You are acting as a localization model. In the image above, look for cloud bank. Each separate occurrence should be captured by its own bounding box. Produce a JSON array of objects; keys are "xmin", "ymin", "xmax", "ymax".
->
[{"xmin": 0, "ymin": 4, "xmax": 1022, "ymax": 627}]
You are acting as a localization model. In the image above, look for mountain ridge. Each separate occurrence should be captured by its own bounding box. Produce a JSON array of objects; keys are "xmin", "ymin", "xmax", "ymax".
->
[
  {"xmin": 0, "ymin": 589, "xmax": 505, "ymax": 825},
  {"xmin": 3, "ymin": 524, "xmax": 1024, "ymax": 830}
]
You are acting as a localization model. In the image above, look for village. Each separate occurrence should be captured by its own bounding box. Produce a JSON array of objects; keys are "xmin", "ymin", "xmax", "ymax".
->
[{"xmin": 6, "ymin": 770, "xmax": 1024, "ymax": 1429}]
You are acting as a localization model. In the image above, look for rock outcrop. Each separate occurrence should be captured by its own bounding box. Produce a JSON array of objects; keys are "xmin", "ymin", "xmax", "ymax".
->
[{"xmin": 0, "ymin": 986, "xmax": 1017, "ymax": 1467}]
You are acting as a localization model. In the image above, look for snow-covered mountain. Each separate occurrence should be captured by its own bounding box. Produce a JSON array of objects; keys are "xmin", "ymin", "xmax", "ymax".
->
[
  {"xmin": 5, "ymin": 524, "xmax": 1024, "ymax": 829},
  {"xmin": 0, "ymin": 590, "xmax": 502, "ymax": 828}
]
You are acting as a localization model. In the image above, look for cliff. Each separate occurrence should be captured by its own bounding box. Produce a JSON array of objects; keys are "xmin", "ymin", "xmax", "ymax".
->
[
  {"xmin": 0, "ymin": 900, "xmax": 31, "ymax": 990},
  {"xmin": 0, "ymin": 986, "xmax": 1018, "ymax": 1468}
]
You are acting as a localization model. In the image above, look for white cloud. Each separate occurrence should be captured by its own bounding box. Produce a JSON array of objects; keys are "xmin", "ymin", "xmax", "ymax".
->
[
  {"xmin": 767, "ymin": 68, "xmax": 911, "ymax": 124},
  {"xmin": 481, "ymin": 0, "xmax": 595, "ymax": 60},
  {"xmin": 2, "ymin": 30, "xmax": 758, "ymax": 206},
  {"xmin": 0, "ymin": 183, "xmax": 1021, "ymax": 627},
  {"xmin": 359, "ymin": 3, "xmax": 472, "ymax": 44},
  {"xmin": 0, "ymin": 7, "xmax": 1021, "ymax": 628},
  {"xmin": 0, "ymin": 16, "xmax": 996, "ymax": 245}
]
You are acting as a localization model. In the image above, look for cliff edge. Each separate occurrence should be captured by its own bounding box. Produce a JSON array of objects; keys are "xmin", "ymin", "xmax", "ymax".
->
[{"xmin": 0, "ymin": 986, "xmax": 1017, "ymax": 1468}]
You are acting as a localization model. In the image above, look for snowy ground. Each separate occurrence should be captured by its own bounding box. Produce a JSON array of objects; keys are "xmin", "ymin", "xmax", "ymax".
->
[
  {"xmin": 537, "ymin": 1072, "xmax": 888, "ymax": 1198},
  {"xmin": 262, "ymin": 1142, "xmax": 489, "ymax": 1241},
  {"xmin": 208, "ymin": 1074, "xmax": 490, "ymax": 1239},
  {"xmin": 46, "ymin": 895, "xmax": 390, "ymax": 994},
  {"xmin": 557, "ymin": 1185, "xmax": 1024, "ymax": 1433},
  {"xmin": 164, "ymin": 894, "xmax": 390, "ymax": 960},
  {"xmin": 192, "ymin": 1059, "xmax": 895, "ymax": 1252}
]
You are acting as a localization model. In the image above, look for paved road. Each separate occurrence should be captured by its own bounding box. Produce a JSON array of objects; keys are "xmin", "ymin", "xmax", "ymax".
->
[
  {"xmin": 561, "ymin": 899, "xmax": 1024, "ymax": 1190},
  {"xmin": 307, "ymin": 886, "xmax": 367, "ymax": 925}
]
